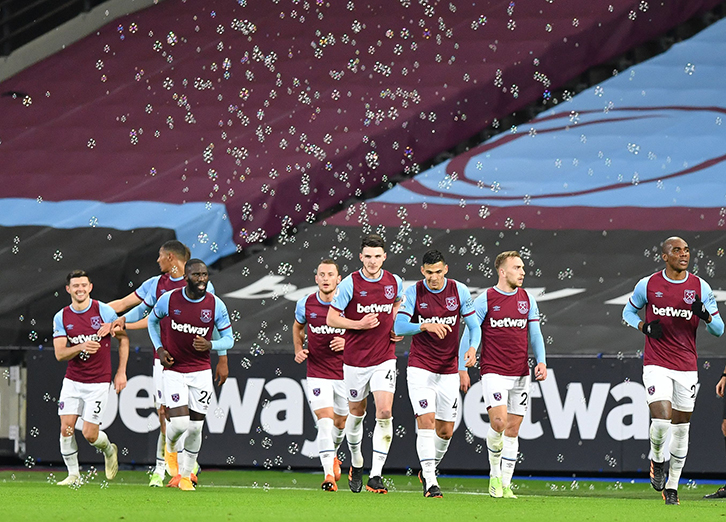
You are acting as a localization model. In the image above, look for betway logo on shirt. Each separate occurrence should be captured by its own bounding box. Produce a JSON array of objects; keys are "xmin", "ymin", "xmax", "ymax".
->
[
  {"xmin": 419, "ymin": 316, "xmax": 457, "ymax": 326},
  {"xmin": 309, "ymin": 324, "xmax": 346, "ymax": 335},
  {"xmin": 68, "ymin": 333, "xmax": 102, "ymax": 344},
  {"xmin": 651, "ymin": 304, "xmax": 693, "ymax": 320},
  {"xmin": 171, "ymin": 319, "xmax": 210, "ymax": 336},
  {"xmin": 356, "ymin": 303, "xmax": 394, "ymax": 314},
  {"xmin": 489, "ymin": 317, "xmax": 527, "ymax": 329}
]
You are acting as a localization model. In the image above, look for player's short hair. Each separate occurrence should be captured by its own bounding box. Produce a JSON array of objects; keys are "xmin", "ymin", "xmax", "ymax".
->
[
  {"xmin": 661, "ymin": 236, "xmax": 687, "ymax": 254},
  {"xmin": 495, "ymin": 251, "xmax": 521, "ymax": 271},
  {"xmin": 184, "ymin": 258, "xmax": 207, "ymax": 274},
  {"xmin": 422, "ymin": 249, "xmax": 445, "ymax": 266},
  {"xmin": 318, "ymin": 258, "xmax": 340, "ymax": 274},
  {"xmin": 66, "ymin": 269, "xmax": 91, "ymax": 285},
  {"xmin": 161, "ymin": 240, "xmax": 191, "ymax": 261},
  {"xmin": 361, "ymin": 233, "xmax": 386, "ymax": 251}
]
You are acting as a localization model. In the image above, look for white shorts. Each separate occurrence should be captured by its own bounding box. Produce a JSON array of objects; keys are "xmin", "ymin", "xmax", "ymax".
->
[
  {"xmin": 306, "ymin": 377, "xmax": 349, "ymax": 417},
  {"xmin": 57, "ymin": 378, "xmax": 112, "ymax": 425},
  {"xmin": 153, "ymin": 358, "xmax": 164, "ymax": 409},
  {"xmin": 163, "ymin": 369, "xmax": 214, "ymax": 415},
  {"xmin": 344, "ymin": 359, "xmax": 397, "ymax": 402},
  {"xmin": 643, "ymin": 365, "xmax": 698, "ymax": 413},
  {"xmin": 482, "ymin": 373, "xmax": 531, "ymax": 416},
  {"xmin": 406, "ymin": 367, "xmax": 460, "ymax": 423}
]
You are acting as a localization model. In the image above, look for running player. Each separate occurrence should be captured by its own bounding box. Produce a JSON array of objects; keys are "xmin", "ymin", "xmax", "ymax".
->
[
  {"xmin": 148, "ymin": 258, "xmax": 233, "ymax": 491},
  {"xmin": 623, "ymin": 236, "xmax": 723, "ymax": 505},
  {"xmin": 394, "ymin": 249, "xmax": 480, "ymax": 498},
  {"xmin": 703, "ymin": 363, "xmax": 726, "ymax": 499},
  {"xmin": 460, "ymin": 251, "xmax": 547, "ymax": 499},
  {"xmin": 327, "ymin": 234, "xmax": 403, "ymax": 494},
  {"xmin": 52, "ymin": 270, "xmax": 129, "ymax": 486},
  {"xmin": 293, "ymin": 259, "xmax": 348, "ymax": 492},
  {"xmin": 99, "ymin": 240, "xmax": 222, "ymax": 486}
]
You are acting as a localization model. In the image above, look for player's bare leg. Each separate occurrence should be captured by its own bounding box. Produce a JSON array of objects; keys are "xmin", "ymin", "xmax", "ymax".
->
[
  {"xmin": 648, "ymin": 401, "xmax": 672, "ymax": 493},
  {"xmin": 58, "ymin": 415, "xmax": 80, "ymax": 486},
  {"xmin": 82, "ymin": 420, "xmax": 118, "ymax": 480},
  {"xmin": 315, "ymin": 407, "xmax": 338, "ymax": 491},
  {"xmin": 704, "ymin": 420, "xmax": 726, "ymax": 499},
  {"xmin": 434, "ymin": 420, "xmax": 453, "ymax": 468},
  {"xmin": 367, "ymin": 390, "xmax": 393, "ymax": 493},
  {"xmin": 346, "ymin": 398, "xmax": 367, "ymax": 493}
]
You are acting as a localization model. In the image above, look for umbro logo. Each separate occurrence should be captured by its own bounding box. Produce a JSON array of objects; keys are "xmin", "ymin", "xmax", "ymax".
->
[
  {"xmin": 360, "ymin": 291, "xmax": 368, "ymax": 297},
  {"xmin": 493, "ymin": 306, "xmax": 501, "ymax": 311},
  {"xmin": 655, "ymin": 292, "xmax": 663, "ymax": 298},
  {"xmin": 420, "ymin": 303, "xmax": 428, "ymax": 309},
  {"xmin": 310, "ymin": 312, "xmax": 317, "ymax": 319}
]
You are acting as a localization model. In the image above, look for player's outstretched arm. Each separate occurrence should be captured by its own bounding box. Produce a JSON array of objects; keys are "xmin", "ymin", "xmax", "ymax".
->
[
  {"xmin": 114, "ymin": 330, "xmax": 129, "ymax": 393},
  {"xmin": 393, "ymin": 313, "xmax": 422, "ymax": 336},
  {"xmin": 108, "ymin": 293, "xmax": 143, "ymax": 314}
]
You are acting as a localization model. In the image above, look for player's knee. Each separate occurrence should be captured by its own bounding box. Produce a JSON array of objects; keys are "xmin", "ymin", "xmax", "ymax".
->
[
  {"xmin": 490, "ymin": 418, "xmax": 506, "ymax": 433},
  {"xmin": 436, "ymin": 427, "xmax": 453, "ymax": 440},
  {"xmin": 376, "ymin": 408, "xmax": 392, "ymax": 419},
  {"xmin": 82, "ymin": 428, "xmax": 98, "ymax": 443},
  {"xmin": 169, "ymin": 416, "xmax": 190, "ymax": 433},
  {"xmin": 334, "ymin": 416, "xmax": 347, "ymax": 430}
]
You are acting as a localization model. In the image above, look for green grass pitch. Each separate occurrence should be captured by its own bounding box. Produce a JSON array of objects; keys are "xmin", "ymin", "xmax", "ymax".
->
[{"xmin": 2, "ymin": 469, "xmax": 723, "ymax": 521}]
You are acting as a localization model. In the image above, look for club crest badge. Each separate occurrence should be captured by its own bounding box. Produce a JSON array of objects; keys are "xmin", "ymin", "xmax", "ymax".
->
[
  {"xmin": 445, "ymin": 296, "xmax": 458, "ymax": 311},
  {"xmin": 171, "ymin": 393, "xmax": 180, "ymax": 403},
  {"xmin": 384, "ymin": 285, "xmax": 395, "ymax": 300},
  {"xmin": 350, "ymin": 389, "xmax": 358, "ymax": 398},
  {"xmin": 91, "ymin": 316, "xmax": 102, "ymax": 329},
  {"xmin": 517, "ymin": 301, "xmax": 529, "ymax": 314},
  {"xmin": 683, "ymin": 289, "xmax": 696, "ymax": 305},
  {"xmin": 647, "ymin": 386, "xmax": 655, "ymax": 396},
  {"xmin": 158, "ymin": 391, "xmax": 162, "ymax": 399},
  {"xmin": 59, "ymin": 401, "xmax": 64, "ymax": 410},
  {"xmin": 313, "ymin": 388, "xmax": 321, "ymax": 397},
  {"xmin": 419, "ymin": 399, "xmax": 428, "ymax": 409},
  {"xmin": 493, "ymin": 392, "xmax": 502, "ymax": 402},
  {"xmin": 200, "ymin": 309, "xmax": 213, "ymax": 323}
]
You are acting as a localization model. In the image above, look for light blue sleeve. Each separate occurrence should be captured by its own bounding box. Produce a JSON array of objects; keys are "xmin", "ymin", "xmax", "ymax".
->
[
  {"xmin": 529, "ymin": 320, "xmax": 546, "ymax": 365},
  {"xmin": 473, "ymin": 292, "xmax": 489, "ymax": 324},
  {"xmin": 294, "ymin": 296, "xmax": 307, "ymax": 324},
  {"xmin": 330, "ymin": 274, "xmax": 354, "ymax": 311},
  {"xmin": 147, "ymin": 292, "xmax": 171, "ymax": 349},
  {"xmin": 394, "ymin": 274, "xmax": 404, "ymax": 301},
  {"xmin": 124, "ymin": 301, "xmax": 152, "ymax": 323},
  {"xmin": 701, "ymin": 279, "xmax": 724, "ymax": 337},
  {"xmin": 98, "ymin": 302, "xmax": 119, "ymax": 323},
  {"xmin": 53, "ymin": 310, "xmax": 66, "ymax": 337},
  {"xmin": 457, "ymin": 282, "xmax": 475, "ymax": 317},
  {"xmin": 622, "ymin": 277, "xmax": 648, "ymax": 330},
  {"xmin": 458, "ymin": 313, "xmax": 481, "ymax": 371},
  {"xmin": 394, "ymin": 284, "xmax": 422, "ymax": 336},
  {"xmin": 135, "ymin": 276, "xmax": 159, "ymax": 306},
  {"xmin": 211, "ymin": 295, "xmax": 234, "ymax": 354}
]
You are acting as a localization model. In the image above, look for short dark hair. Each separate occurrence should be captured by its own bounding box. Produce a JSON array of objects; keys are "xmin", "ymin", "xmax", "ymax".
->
[
  {"xmin": 185, "ymin": 258, "xmax": 207, "ymax": 274},
  {"xmin": 422, "ymin": 250, "xmax": 445, "ymax": 266},
  {"xmin": 161, "ymin": 240, "xmax": 191, "ymax": 262},
  {"xmin": 495, "ymin": 251, "xmax": 521, "ymax": 271},
  {"xmin": 66, "ymin": 269, "xmax": 91, "ymax": 285},
  {"xmin": 318, "ymin": 258, "xmax": 340, "ymax": 275},
  {"xmin": 361, "ymin": 233, "xmax": 385, "ymax": 251}
]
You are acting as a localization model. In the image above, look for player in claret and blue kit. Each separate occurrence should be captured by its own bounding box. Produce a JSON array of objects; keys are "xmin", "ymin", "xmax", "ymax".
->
[
  {"xmin": 623, "ymin": 236, "xmax": 724, "ymax": 505},
  {"xmin": 394, "ymin": 249, "xmax": 480, "ymax": 498},
  {"xmin": 52, "ymin": 270, "xmax": 129, "ymax": 486},
  {"xmin": 293, "ymin": 259, "xmax": 348, "ymax": 492},
  {"xmin": 459, "ymin": 251, "xmax": 547, "ymax": 499},
  {"xmin": 327, "ymin": 234, "xmax": 403, "ymax": 494},
  {"xmin": 148, "ymin": 259, "xmax": 234, "ymax": 491}
]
